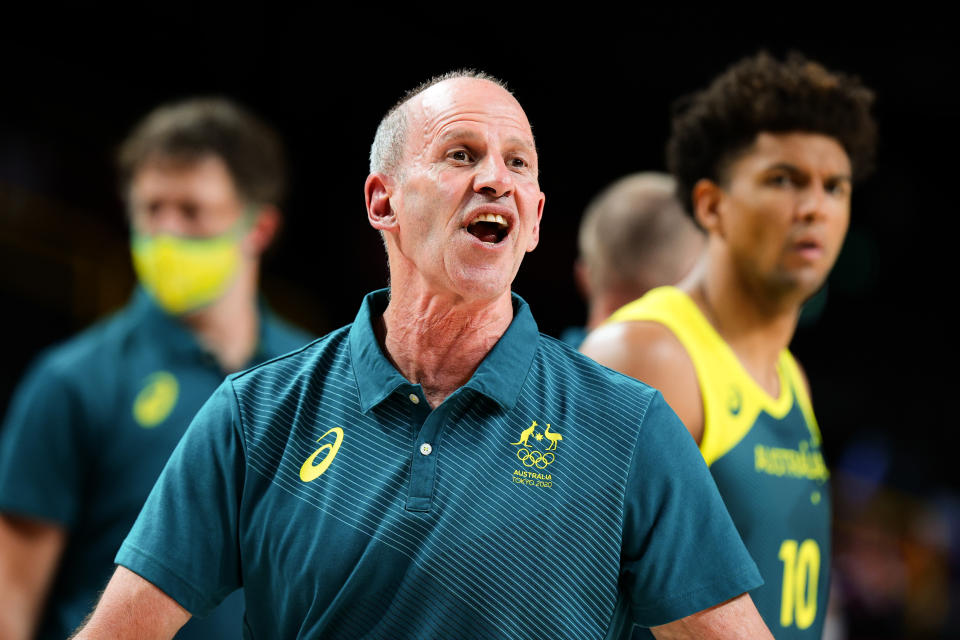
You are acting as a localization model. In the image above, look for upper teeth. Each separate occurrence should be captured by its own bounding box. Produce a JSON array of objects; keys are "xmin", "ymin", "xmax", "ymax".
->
[{"xmin": 472, "ymin": 213, "xmax": 508, "ymax": 228}]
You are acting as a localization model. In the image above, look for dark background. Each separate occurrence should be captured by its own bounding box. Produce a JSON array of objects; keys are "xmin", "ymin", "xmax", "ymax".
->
[{"xmin": 2, "ymin": 9, "xmax": 956, "ymax": 637}]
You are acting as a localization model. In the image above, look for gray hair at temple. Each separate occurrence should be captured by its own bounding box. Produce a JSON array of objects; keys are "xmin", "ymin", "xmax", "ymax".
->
[
  {"xmin": 369, "ymin": 69, "xmax": 512, "ymax": 178},
  {"xmin": 578, "ymin": 172, "xmax": 704, "ymax": 305}
]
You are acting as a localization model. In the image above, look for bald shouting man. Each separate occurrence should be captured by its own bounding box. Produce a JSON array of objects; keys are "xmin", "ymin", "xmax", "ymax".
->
[{"xmin": 74, "ymin": 71, "xmax": 772, "ymax": 640}]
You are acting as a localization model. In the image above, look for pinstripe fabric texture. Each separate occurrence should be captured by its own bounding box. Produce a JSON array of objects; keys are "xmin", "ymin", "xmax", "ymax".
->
[
  {"xmin": 119, "ymin": 289, "xmax": 761, "ymax": 639},
  {"xmin": 233, "ymin": 291, "xmax": 644, "ymax": 639}
]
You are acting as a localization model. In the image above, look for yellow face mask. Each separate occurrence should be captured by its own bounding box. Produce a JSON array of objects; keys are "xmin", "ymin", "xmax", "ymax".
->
[{"xmin": 130, "ymin": 225, "xmax": 244, "ymax": 315}]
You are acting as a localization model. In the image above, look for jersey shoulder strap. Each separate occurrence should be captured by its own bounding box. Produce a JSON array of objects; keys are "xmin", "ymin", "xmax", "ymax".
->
[
  {"xmin": 607, "ymin": 287, "xmax": 802, "ymax": 466},
  {"xmin": 778, "ymin": 349, "xmax": 822, "ymax": 445}
]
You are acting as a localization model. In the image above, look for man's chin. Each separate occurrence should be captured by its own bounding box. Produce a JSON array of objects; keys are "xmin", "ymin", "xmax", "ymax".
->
[
  {"xmin": 447, "ymin": 270, "xmax": 516, "ymax": 305},
  {"xmin": 768, "ymin": 269, "xmax": 830, "ymax": 306}
]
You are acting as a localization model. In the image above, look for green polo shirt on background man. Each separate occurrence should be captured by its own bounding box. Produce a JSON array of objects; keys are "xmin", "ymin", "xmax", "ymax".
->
[{"xmin": 0, "ymin": 290, "xmax": 312, "ymax": 640}]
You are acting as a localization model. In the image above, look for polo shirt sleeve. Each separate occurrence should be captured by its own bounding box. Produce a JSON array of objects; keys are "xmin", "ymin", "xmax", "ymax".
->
[
  {"xmin": 0, "ymin": 359, "xmax": 86, "ymax": 526},
  {"xmin": 115, "ymin": 380, "xmax": 244, "ymax": 617},
  {"xmin": 621, "ymin": 391, "xmax": 762, "ymax": 628}
]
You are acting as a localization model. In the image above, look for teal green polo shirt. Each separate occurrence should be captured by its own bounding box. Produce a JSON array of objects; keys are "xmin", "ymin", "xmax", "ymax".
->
[
  {"xmin": 0, "ymin": 289, "xmax": 312, "ymax": 640},
  {"xmin": 117, "ymin": 289, "xmax": 760, "ymax": 639}
]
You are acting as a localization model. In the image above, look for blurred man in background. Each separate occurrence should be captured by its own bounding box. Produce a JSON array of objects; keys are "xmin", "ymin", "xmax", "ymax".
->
[
  {"xmin": 561, "ymin": 172, "xmax": 704, "ymax": 348},
  {"xmin": 581, "ymin": 52, "xmax": 877, "ymax": 638},
  {"xmin": 0, "ymin": 98, "xmax": 312, "ymax": 639}
]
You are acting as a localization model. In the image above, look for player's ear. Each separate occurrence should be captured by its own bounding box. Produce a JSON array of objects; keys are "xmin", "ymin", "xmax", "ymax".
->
[
  {"xmin": 245, "ymin": 205, "xmax": 281, "ymax": 256},
  {"xmin": 366, "ymin": 173, "xmax": 397, "ymax": 232},
  {"xmin": 692, "ymin": 179, "xmax": 724, "ymax": 235}
]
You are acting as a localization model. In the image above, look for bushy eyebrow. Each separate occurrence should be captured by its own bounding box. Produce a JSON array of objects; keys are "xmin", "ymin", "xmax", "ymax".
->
[
  {"xmin": 765, "ymin": 162, "xmax": 851, "ymax": 182},
  {"xmin": 434, "ymin": 128, "xmax": 537, "ymax": 155},
  {"xmin": 504, "ymin": 135, "xmax": 537, "ymax": 155}
]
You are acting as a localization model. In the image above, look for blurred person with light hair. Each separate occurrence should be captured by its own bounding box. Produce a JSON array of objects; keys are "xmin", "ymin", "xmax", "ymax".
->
[{"xmin": 561, "ymin": 172, "xmax": 704, "ymax": 348}]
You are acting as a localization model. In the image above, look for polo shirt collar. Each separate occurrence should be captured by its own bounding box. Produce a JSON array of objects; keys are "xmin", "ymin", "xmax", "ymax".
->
[
  {"xmin": 350, "ymin": 288, "xmax": 540, "ymax": 413},
  {"xmin": 132, "ymin": 288, "xmax": 204, "ymax": 360},
  {"xmin": 130, "ymin": 287, "xmax": 286, "ymax": 370}
]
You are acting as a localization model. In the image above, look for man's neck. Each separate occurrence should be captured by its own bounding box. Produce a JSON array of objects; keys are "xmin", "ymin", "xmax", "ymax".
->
[
  {"xmin": 380, "ymin": 284, "xmax": 514, "ymax": 409},
  {"xmin": 683, "ymin": 249, "xmax": 801, "ymax": 397},
  {"xmin": 586, "ymin": 287, "xmax": 648, "ymax": 330},
  {"xmin": 179, "ymin": 266, "xmax": 260, "ymax": 373}
]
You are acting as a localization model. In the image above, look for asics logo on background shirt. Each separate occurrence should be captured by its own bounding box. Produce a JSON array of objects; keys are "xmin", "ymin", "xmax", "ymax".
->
[{"xmin": 133, "ymin": 371, "xmax": 179, "ymax": 428}]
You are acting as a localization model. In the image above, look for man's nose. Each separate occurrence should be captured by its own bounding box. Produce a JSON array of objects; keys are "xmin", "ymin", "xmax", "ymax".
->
[
  {"xmin": 473, "ymin": 154, "xmax": 514, "ymax": 198},
  {"xmin": 797, "ymin": 182, "xmax": 828, "ymax": 222}
]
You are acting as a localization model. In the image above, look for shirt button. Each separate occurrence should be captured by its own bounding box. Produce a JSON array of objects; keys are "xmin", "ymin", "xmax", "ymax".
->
[
  {"xmin": 419, "ymin": 443, "xmax": 433, "ymax": 456},
  {"xmin": 409, "ymin": 394, "xmax": 420, "ymax": 405}
]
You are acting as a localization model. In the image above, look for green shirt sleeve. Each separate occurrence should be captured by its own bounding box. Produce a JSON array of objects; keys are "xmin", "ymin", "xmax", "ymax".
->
[
  {"xmin": 621, "ymin": 391, "xmax": 763, "ymax": 628},
  {"xmin": 115, "ymin": 380, "xmax": 245, "ymax": 617},
  {"xmin": 0, "ymin": 359, "xmax": 86, "ymax": 526}
]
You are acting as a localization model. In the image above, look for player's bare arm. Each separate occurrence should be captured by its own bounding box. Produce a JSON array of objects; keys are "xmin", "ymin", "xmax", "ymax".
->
[
  {"xmin": 71, "ymin": 566, "xmax": 189, "ymax": 640},
  {"xmin": 0, "ymin": 515, "xmax": 66, "ymax": 640},
  {"xmin": 580, "ymin": 320, "xmax": 705, "ymax": 442},
  {"xmin": 651, "ymin": 593, "xmax": 774, "ymax": 639}
]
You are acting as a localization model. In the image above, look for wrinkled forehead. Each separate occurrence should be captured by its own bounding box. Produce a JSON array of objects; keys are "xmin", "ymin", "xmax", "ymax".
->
[{"xmin": 407, "ymin": 78, "xmax": 536, "ymax": 151}]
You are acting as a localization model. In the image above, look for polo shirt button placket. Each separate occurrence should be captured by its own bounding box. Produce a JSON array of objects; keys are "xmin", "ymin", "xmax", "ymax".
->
[{"xmin": 405, "ymin": 387, "xmax": 444, "ymax": 513}]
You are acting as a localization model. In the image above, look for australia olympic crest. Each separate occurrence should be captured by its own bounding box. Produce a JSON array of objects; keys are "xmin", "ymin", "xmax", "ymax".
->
[{"xmin": 510, "ymin": 420, "xmax": 562, "ymax": 489}]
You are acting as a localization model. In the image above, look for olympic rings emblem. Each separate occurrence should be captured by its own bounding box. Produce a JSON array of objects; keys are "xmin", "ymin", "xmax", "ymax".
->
[{"xmin": 516, "ymin": 447, "xmax": 555, "ymax": 469}]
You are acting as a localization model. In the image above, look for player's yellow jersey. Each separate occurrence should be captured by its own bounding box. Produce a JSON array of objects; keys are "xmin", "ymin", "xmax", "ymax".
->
[{"xmin": 609, "ymin": 286, "xmax": 830, "ymax": 639}]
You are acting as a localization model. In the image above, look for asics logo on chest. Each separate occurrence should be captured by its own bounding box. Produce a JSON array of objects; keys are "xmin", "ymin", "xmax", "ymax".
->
[
  {"xmin": 133, "ymin": 371, "xmax": 179, "ymax": 428},
  {"xmin": 300, "ymin": 427, "xmax": 345, "ymax": 482}
]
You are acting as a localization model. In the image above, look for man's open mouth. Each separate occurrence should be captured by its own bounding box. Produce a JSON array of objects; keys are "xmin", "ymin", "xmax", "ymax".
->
[{"xmin": 466, "ymin": 213, "xmax": 509, "ymax": 244}]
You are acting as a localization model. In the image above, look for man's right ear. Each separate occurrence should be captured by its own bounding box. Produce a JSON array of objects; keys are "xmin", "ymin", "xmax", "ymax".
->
[
  {"xmin": 692, "ymin": 178, "xmax": 723, "ymax": 235},
  {"xmin": 365, "ymin": 173, "xmax": 397, "ymax": 231}
]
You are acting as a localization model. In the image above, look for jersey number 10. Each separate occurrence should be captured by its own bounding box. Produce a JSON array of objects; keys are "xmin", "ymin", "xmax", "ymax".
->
[{"xmin": 778, "ymin": 539, "xmax": 820, "ymax": 630}]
